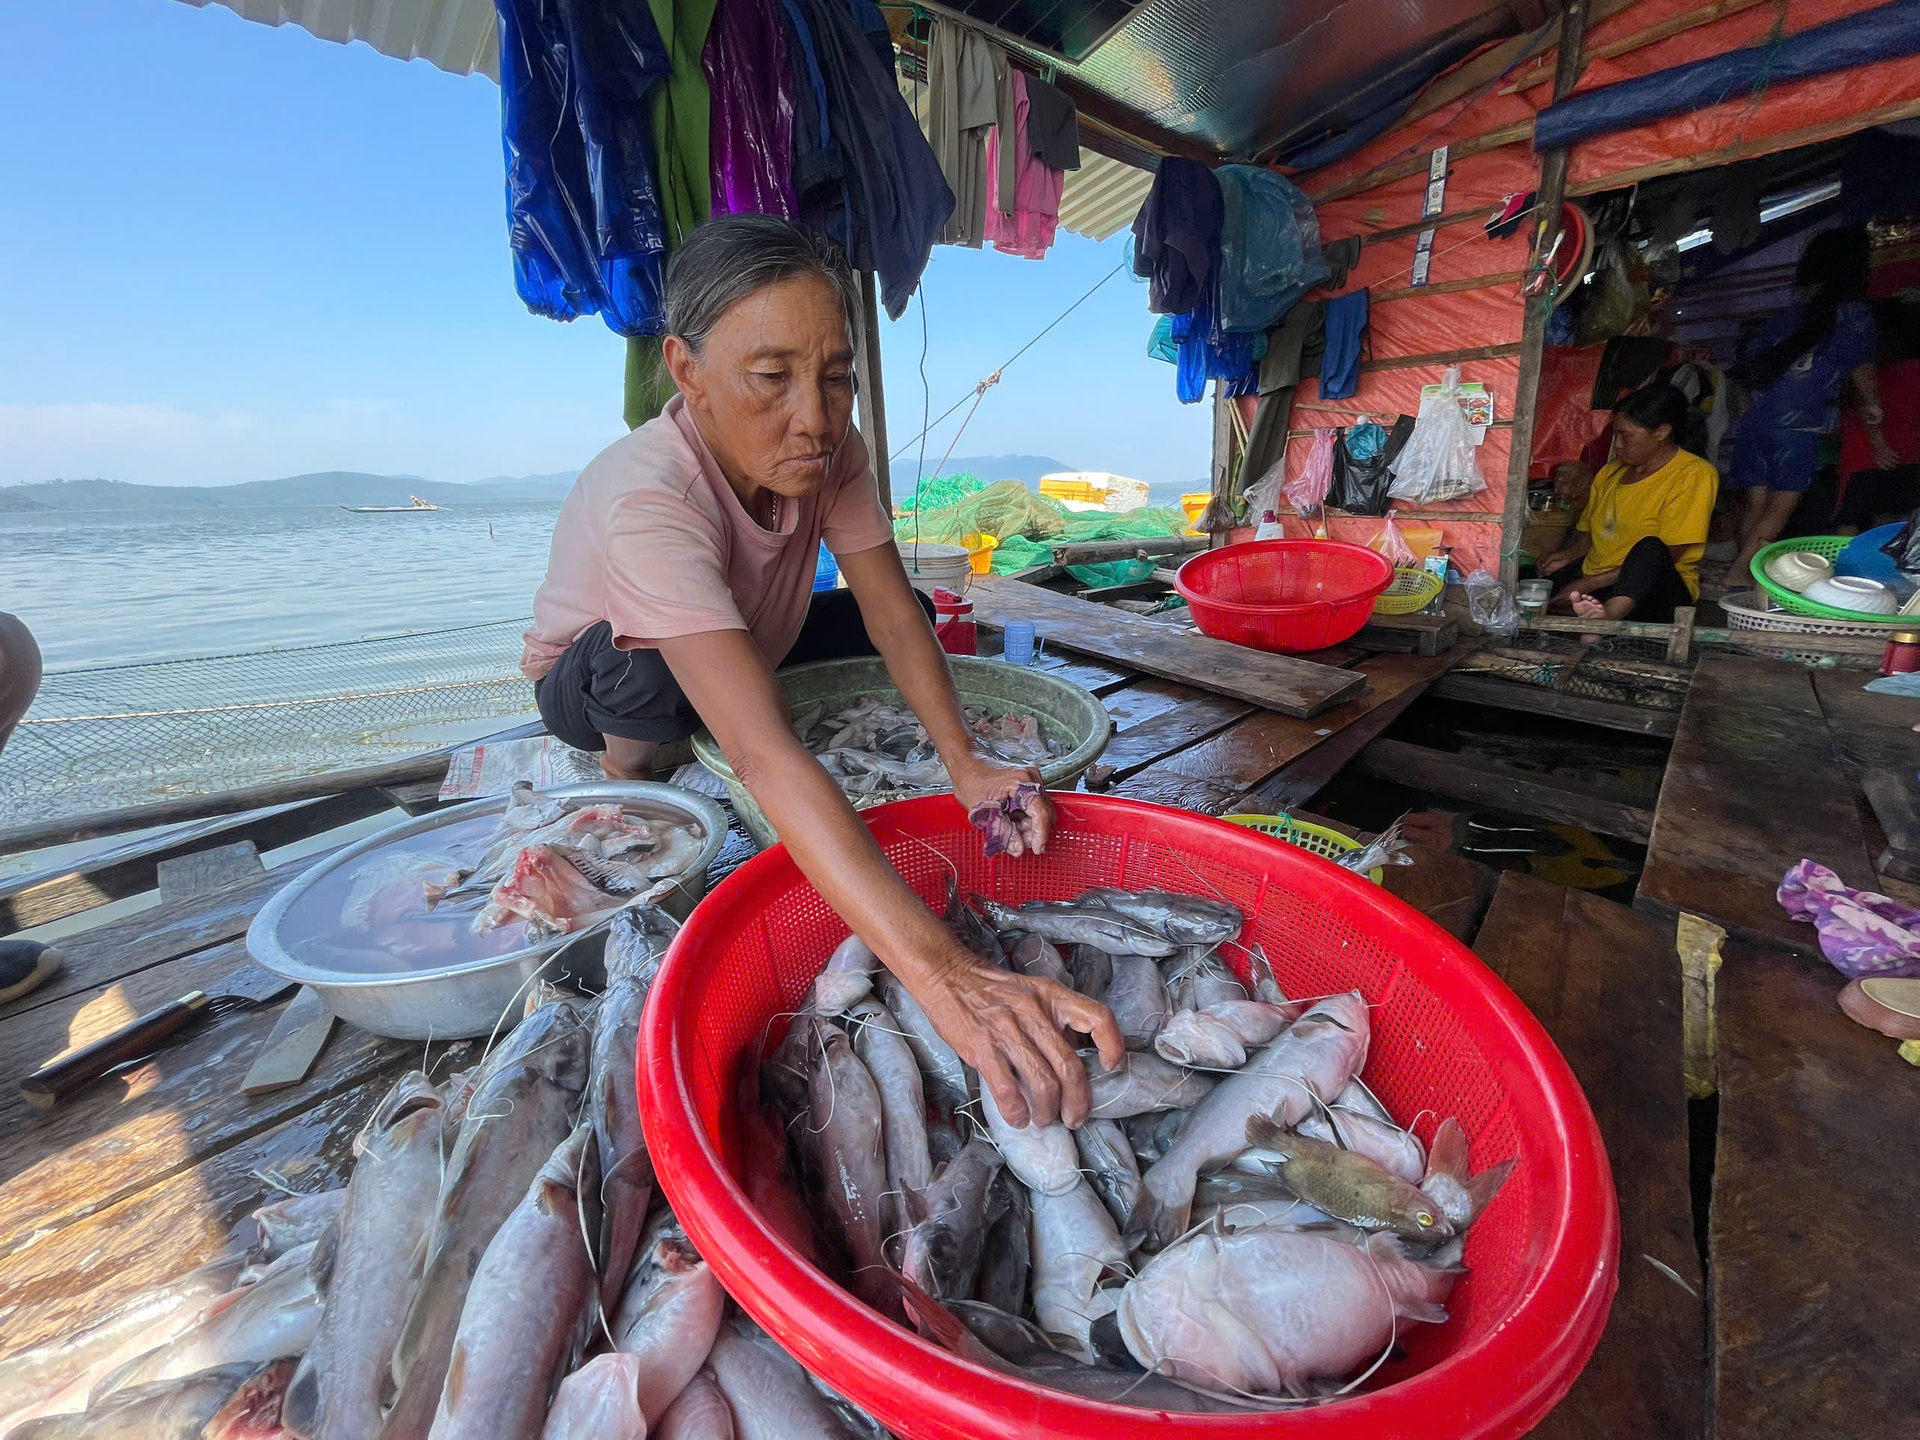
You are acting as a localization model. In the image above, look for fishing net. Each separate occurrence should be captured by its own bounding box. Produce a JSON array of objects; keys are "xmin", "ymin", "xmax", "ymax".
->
[
  {"xmin": 2, "ymin": 620, "xmax": 538, "ymax": 827},
  {"xmin": 895, "ymin": 472, "xmax": 984, "ymax": 512},
  {"xmin": 894, "ymin": 479, "xmax": 1067, "ymax": 548},
  {"xmin": 986, "ymin": 504, "xmax": 1194, "ymax": 583}
]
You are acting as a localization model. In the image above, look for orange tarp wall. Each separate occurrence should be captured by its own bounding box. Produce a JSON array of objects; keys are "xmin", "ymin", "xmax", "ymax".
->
[{"xmin": 1241, "ymin": 0, "xmax": 1920, "ymax": 573}]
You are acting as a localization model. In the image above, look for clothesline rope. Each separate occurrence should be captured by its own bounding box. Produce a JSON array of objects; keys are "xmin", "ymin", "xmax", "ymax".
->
[{"xmin": 889, "ymin": 258, "xmax": 1128, "ymax": 467}]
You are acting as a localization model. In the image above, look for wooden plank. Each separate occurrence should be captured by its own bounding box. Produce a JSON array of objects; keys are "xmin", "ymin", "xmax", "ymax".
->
[
  {"xmin": 0, "ymin": 1083, "xmax": 392, "ymax": 1360},
  {"xmin": 1373, "ymin": 269, "xmax": 1526, "ymax": 306},
  {"xmin": 379, "ymin": 777, "xmax": 449, "ymax": 816},
  {"xmin": 968, "ymin": 575, "xmax": 1365, "ymax": 718},
  {"xmin": 0, "ymin": 931, "xmax": 414, "ymax": 1259},
  {"xmin": 1712, "ymin": 939, "xmax": 1920, "ymax": 1439},
  {"xmin": 1357, "ymin": 613, "xmax": 1458, "ymax": 657},
  {"xmin": 1249, "ymin": 657, "xmax": 1458, "ymax": 812},
  {"xmin": 1665, "ymin": 605, "xmax": 1695, "ymax": 664},
  {"xmin": 1431, "ymin": 672, "xmax": 1680, "ymax": 737},
  {"xmin": 1472, "ymin": 873, "xmax": 1705, "ymax": 1440},
  {"xmin": 1084, "ymin": 694, "xmax": 1258, "ymax": 787},
  {"xmin": 1097, "ymin": 679, "xmax": 1205, "ymax": 734},
  {"xmin": 1861, "ymin": 769, "xmax": 1920, "ymax": 882},
  {"xmin": 1049, "ymin": 535, "xmax": 1206, "ymax": 565},
  {"xmin": 1354, "ymin": 737, "xmax": 1655, "ymax": 842},
  {"xmin": 155, "ymin": 840, "xmax": 264, "ymax": 903},
  {"xmin": 0, "ymin": 788, "xmax": 395, "ymax": 935},
  {"xmin": 1638, "ymin": 656, "xmax": 1875, "ymax": 955},
  {"xmin": 1380, "ymin": 842, "xmax": 1498, "ymax": 942},
  {"xmin": 1114, "ymin": 651, "xmax": 1464, "ymax": 814},
  {"xmin": 1810, "ymin": 669, "xmax": 1920, "ymax": 775}
]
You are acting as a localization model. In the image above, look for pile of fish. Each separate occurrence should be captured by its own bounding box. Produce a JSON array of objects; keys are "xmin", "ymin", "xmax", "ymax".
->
[
  {"xmin": 0, "ymin": 905, "xmax": 889, "ymax": 1440},
  {"xmin": 792, "ymin": 696, "xmax": 1064, "ymax": 801},
  {"xmin": 762, "ymin": 885, "xmax": 1516, "ymax": 1408},
  {"xmin": 340, "ymin": 782, "xmax": 708, "ymax": 946}
]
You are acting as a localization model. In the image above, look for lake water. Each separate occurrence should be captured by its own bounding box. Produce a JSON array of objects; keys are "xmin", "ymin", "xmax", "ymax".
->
[{"xmin": 5, "ymin": 503, "xmax": 565, "ymax": 671}]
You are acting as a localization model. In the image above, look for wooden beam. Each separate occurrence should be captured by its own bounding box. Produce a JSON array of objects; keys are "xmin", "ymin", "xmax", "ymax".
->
[
  {"xmin": 1499, "ymin": 0, "xmax": 1773, "ymax": 97},
  {"xmin": 1432, "ymin": 671, "xmax": 1680, "ymax": 736},
  {"xmin": 1310, "ymin": 122, "xmax": 1535, "ymax": 206},
  {"xmin": 1372, "ymin": 270, "xmax": 1526, "ymax": 305},
  {"xmin": 1210, "ymin": 380, "xmax": 1236, "ymax": 538},
  {"xmin": 856, "ymin": 270, "xmax": 891, "ymax": 507},
  {"xmin": 1354, "ymin": 735, "xmax": 1654, "ymax": 841},
  {"xmin": 1502, "ymin": 0, "xmax": 1589, "ymax": 590},
  {"xmin": 1050, "ymin": 535, "xmax": 1206, "ymax": 565},
  {"xmin": 1361, "ymin": 342, "xmax": 1523, "ymax": 371},
  {"xmin": 1248, "ymin": 668, "xmax": 1445, "ymax": 811},
  {"xmin": 1666, "ymin": 605, "xmax": 1696, "ymax": 663},
  {"xmin": 155, "ymin": 841, "xmax": 264, "ymax": 903},
  {"xmin": 968, "ymin": 576, "xmax": 1366, "ymax": 718}
]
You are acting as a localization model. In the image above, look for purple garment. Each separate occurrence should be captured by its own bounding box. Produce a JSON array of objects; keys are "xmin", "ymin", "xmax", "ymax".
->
[
  {"xmin": 703, "ymin": 0, "xmax": 797, "ymax": 219},
  {"xmin": 1130, "ymin": 157, "xmax": 1222, "ymax": 317},
  {"xmin": 1778, "ymin": 859, "xmax": 1920, "ymax": 978}
]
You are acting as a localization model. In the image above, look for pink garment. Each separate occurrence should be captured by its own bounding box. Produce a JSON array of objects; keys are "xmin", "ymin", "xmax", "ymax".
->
[
  {"xmin": 520, "ymin": 396, "xmax": 894, "ymax": 681},
  {"xmin": 983, "ymin": 70, "xmax": 1063, "ymax": 260}
]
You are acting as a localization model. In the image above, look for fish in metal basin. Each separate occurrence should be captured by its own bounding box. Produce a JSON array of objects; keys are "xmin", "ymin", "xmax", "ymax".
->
[
  {"xmin": 706, "ymin": 1316, "xmax": 860, "ymax": 1440},
  {"xmin": 611, "ymin": 1209, "xmax": 726, "ymax": 1424},
  {"xmin": 426, "ymin": 1124, "xmax": 601, "ymax": 1440},
  {"xmin": 898, "ymin": 1136, "xmax": 1004, "ymax": 1302},
  {"xmin": 1079, "ymin": 888, "xmax": 1245, "ymax": 947},
  {"xmin": 1104, "ymin": 953, "xmax": 1171, "ymax": 1050},
  {"xmin": 6, "ymin": 1361, "xmax": 265, "ymax": 1440},
  {"xmin": 283, "ymin": 1071, "xmax": 447, "ymax": 1440},
  {"xmin": 1115, "ymin": 1224, "xmax": 1462, "ymax": 1398},
  {"xmin": 974, "ymin": 897, "xmax": 1176, "ymax": 957},
  {"xmin": 1242, "ymin": 1115, "xmax": 1452, "ymax": 1243},
  {"xmin": 846, "ymin": 998, "xmax": 933, "ymax": 1237},
  {"xmin": 652, "ymin": 1367, "xmax": 735, "ymax": 1440},
  {"xmin": 808, "ymin": 934, "xmax": 879, "ymax": 1017},
  {"xmin": 1085, "ymin": 1049, "xmax": 1216, "ymax": 1120},
  {"xmin": 1132, "ymin": 990, "xmax": 1371, "ymax": 1248},
  {"xmin": 801, "ymin": 1021, "xmax": 902, "ymax": 1323},
  {"xmin": 380, "ymin": 999, "xmax": 591, "ymax": 1440},
  {"xmin": 1028, "ymin": 1179, "xmax": 1130, "ymax": 1361},
  {"xmin": 538, "ymin": 1354, "xmax": 647, "ymax": 1439},
  {"xmin": 591, "ymin": 904, "xmax": 676, "ymax": 1316}
]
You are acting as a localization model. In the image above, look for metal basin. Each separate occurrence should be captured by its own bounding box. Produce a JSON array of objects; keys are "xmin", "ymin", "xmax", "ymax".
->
[{"xmin": 245, "ymin": 781, "xmax": 727, "ymax": 1039}]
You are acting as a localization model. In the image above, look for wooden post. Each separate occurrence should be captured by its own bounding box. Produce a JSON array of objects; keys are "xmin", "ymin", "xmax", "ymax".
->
[
  {"xmin": 856, "ymin": 271, "xmax": 891, "ymax": 507},
  {"xmin": 1666, "ymin": 605, "xmax": 1696, "ymax": 663},
  {"xmin": 1209, "ymin": 380, "xmax": 1236, "ymax": 548},
  {"xmin": 1500, "ymin": 0, "xmax": 1590, "ymax": 589}
]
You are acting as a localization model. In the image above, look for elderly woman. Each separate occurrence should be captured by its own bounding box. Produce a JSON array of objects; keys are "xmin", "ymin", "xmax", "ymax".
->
[{"xmin": 521, "ymin": 216, "xmax": 1121, "ymax": 1127}]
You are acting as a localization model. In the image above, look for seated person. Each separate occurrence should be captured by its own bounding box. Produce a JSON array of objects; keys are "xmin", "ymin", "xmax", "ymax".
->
[{"xmin": 1537, "ymin": 384, "xmax": 1718, "ymax": 624}]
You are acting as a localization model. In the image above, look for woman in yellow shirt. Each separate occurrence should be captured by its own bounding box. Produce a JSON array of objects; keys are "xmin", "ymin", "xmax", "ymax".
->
[{"xmin": 1538, "ymin": 384, "xmax": 1719, "ymax": 623}]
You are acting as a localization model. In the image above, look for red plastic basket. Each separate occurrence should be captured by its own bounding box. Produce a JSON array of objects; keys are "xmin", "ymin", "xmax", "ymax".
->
[
  {"xmin": 1175, "ymin": 540, "xmax": 1395, "ymax": 652},
  {"xmin": 639, "ymin": 795, "xmax": 1617, "ymax": 1440}
]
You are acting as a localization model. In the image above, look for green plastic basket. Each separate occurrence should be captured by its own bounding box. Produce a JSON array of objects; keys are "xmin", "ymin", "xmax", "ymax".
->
[
  {"xmin": 1751, "ymin": 536, "xmax": 1906, "ymax": 622},
  {"xmin": 1221, "ymin": 812, "xmax": 1385, "ymax": 885}
]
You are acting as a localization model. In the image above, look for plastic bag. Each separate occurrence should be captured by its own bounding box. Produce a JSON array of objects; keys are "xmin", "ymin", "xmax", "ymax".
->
[
  {"xmin": 1332, "ymin": 421, "xmax": 1394, "ymax": 516},
  {"xmin": 1388, "ymin": 367, "xmax": 1486, "ymax": 505},
  {"xmin": 1465, "ymin": 568, "xmax": 1518, "ymax": 636},
  {"xmin": 1881, "ymin": 506, "xmax": 1920, "ymax": 576},
  {"xmin": 1374, "ymin": 514, "xmax": 1417, "ymax": 568},
  {"xmin": 1282, "ymin": 429, "xmax": 1337, "ymax": 517},
  {"xmin": 1245, "ymin": 457, "xmax": 1286, "ymax": 537},
  {"xmin": 1214, "ymin": 165, "xmax": 1333, "ymax": 334}
]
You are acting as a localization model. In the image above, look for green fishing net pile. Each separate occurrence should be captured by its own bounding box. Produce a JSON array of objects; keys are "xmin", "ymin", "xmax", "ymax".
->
[{"xmin": 893, "ymin": 474, "xmax": 1191, "ymax": 587}]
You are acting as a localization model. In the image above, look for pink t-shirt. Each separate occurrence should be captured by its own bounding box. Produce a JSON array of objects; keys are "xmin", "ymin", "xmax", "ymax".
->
[{"xmin": 520, "ymin": 396, "xmax": 895, "ymax": 681}]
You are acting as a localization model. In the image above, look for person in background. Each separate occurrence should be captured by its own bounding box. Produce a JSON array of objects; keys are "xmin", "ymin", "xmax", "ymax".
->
[
  {"xmin": 1725, "ymin": 226, "xmax": 1896, "ymax": 580},
  {"xmin": 1834, "ymin": 297, "xmax": 1920, "ymax": 533},
  {"xmin": 520, "ymin": 216, "xmax": 1121, "ymax": 1129},
  {"xmin": 0, "ymin": 612, "xmax": 62, "ymax": 1004},
  {"xmin": 1537, "ymin": 384, "xmax": 1718, "ymax": 624}
]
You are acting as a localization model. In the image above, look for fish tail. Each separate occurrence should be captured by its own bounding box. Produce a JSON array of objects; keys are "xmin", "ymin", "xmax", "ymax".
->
[
  {"xmin": 1243, "ymin": 1112, "xmax": 1290, "ymax": 1152},
  {"xmin": 1460, "ymin": 1156, "xmax": 1517, "ymax": 1225},
  {"xmin": 1421, "ymin": 1116, "xmax": 1471, "ymax": 1189},
  {"xmin": 1129, "ymin": 1176, "xmax": 1194, "ymax": 1251}
]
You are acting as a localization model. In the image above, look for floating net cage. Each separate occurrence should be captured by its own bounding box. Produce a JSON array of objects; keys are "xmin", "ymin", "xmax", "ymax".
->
[{"xmin": 3, "ymin": 619, "xmax": 539, "ymax": 827}]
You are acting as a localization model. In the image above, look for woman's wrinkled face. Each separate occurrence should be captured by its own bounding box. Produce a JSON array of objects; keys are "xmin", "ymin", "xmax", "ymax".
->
[
  {"xmin": 1612, "ymin": 415, "xmax": 1671, "ymax": 470},
  {"xmin": 666, "ymin": 274, "xmax": 856, "ymax": 499}
]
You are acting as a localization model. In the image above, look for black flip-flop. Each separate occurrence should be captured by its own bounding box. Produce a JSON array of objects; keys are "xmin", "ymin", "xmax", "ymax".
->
[{"xmin": 0, "ymin": 941, "xmax": 64, "ymax": 1005}]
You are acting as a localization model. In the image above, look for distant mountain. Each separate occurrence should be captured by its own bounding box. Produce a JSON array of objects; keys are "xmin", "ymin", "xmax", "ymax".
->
[
  {"xmin": 0, "ymin": 471, "xmax": 579, "ymax": 511},
  {"xmin": 900, "ymin": 454, "xmax": 1070, "ymax": 486}
]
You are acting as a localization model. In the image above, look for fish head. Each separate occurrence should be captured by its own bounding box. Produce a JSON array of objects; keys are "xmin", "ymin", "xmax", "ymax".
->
[
  {"xmin": 1393, "ymin": 1197, "xmax": 1455, "ymax": 1243},
  {"xmin": 360, "ymin": 1070, "xmax": 446, "ymax": 1153}
]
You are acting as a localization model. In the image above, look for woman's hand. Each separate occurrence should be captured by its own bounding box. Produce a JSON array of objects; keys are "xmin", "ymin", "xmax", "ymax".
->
[
  {"xmin": 951, "ymin": 758, "xmax": 1055, "ymax": 858},
  {"xmin": 1537, "ymin": 550, "xmax": 1574, "ymax": 576},
  {"xmin": 913, "ymin": 956, "xmax": 1125, "ymax": 1127},
  {"xmin": 1869, "ymin": 425, "xmax": 1901, "ymax": 473}
]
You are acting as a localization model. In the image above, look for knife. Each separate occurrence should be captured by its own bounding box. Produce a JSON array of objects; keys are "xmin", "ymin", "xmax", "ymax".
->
[
  {"xmin": 241, "ymin": 987, "xmax": 338, "ymax": 1096},
  {"xmin": 20, "ymin": 963, "xmax": 297, "ymax": 1110}
]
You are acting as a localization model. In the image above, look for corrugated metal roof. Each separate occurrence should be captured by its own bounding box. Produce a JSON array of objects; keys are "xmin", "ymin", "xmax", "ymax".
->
[
  {"xmin": 1056, "ymin": 150, "xmax": 1152, "ymax": 242},
  {"xmin": 184, "ymin": 0, "xmax": 500, "ymax": 78}
]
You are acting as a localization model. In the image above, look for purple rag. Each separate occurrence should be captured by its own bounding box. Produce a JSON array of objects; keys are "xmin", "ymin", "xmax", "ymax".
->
[
  {"xmin": 970, "ymin": 782, "xmax": 1042, "ymax": 859},
  {"xmin": 1778, "ymin": 859, "xmax": 1920, "ymax": 978}
]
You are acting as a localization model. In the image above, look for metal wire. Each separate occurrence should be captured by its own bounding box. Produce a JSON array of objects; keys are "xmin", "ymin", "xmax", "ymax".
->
[{"xmin": 2, "ymin": 619, "xmax": 538, "ymax": 824}]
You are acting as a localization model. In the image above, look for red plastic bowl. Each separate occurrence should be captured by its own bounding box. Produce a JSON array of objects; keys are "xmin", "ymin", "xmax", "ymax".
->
[
  {"xmin": 639, "ymin": 795, "xmax": 1617, "ymax": 1440},
  {"xmin": 1175, "ymin": 539, "xmax": 1395, "ymax": 652}
]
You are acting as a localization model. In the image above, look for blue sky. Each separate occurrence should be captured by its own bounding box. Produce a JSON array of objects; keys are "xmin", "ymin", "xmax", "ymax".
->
[{"xmin": 0, "ymin": 0, "xmax": 1210, "ymax": 488}]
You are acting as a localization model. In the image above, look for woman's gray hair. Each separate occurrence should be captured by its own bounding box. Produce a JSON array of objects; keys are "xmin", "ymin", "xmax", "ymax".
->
[{"xmin": 663, "ymin": 216, "xmax": 860, "ymax": 358}]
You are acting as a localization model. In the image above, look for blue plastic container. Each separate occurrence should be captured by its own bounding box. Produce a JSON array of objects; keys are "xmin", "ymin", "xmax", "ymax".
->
[
  {"xmin": 813, "ymin": 546, "xmax": 840, "ymax": 592},
  {"xmin": 1836, "ymin": 523, "xmax": 1913, "ymax": 601}
]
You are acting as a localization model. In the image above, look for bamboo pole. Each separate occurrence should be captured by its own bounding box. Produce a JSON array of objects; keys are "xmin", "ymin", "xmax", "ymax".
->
[{"xmin": 856, "ymin": 271, "xmax": 891, "ymax": 507}]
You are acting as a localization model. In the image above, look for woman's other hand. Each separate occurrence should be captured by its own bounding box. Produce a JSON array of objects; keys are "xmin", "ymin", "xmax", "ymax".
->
[
  {"xmin": 951, "ymin": 760, "xmax": 1055, "ymax": 857},
  {"xmin": 1537, "ymin": 549, "xmax": 1575, "ymax": 576},
  {"xmin": 914, "ymin": 957, "xmax": 1125, "ymax": 1128}
]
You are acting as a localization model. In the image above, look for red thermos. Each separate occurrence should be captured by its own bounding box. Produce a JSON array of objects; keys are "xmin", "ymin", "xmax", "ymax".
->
[
  {"xmin": 1882, "ymin": 630, "xmax": 1920, "ymax": 676},
  {"xmin": 932, "ymin": 588, "xmax": 976, "ymax": 655}
]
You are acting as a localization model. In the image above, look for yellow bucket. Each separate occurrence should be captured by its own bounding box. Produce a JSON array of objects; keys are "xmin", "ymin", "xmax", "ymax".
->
[
  {"xmin": 1180, "ymin": 491, "xmax": 1211, "ymax": 534},
  {"xmin": 964, "ymin": 534, "xmax": 999, "ymax": 575}
]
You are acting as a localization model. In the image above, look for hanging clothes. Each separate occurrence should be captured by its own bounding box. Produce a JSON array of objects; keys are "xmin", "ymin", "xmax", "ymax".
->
[
  {"xmin": 1022, "ymin": 74, "xmax": 1080, "ymax": 170},
  {"xmin": 703, "ymin": 0, "xmax": 797, "ymax": 219},
  {"xmin": 984, "ymin": 69, "xmax": 1063, "ymax": 260},
  {"xmin": 927, "ymin": 18, "xmax": 996, "ymax": 247},
  {"xmin": 1321, "ymin": 236, "xmax": 1360, "ymax": 290},
  {"xmin": 778, "ymin": 0, "xmax": 840, "ymax": 213},
  {"xmin": 1130, "ymin": 157, "xmax": 1221, "ymax": 316},
  {"xmin": 1213, "ymin": 164, "xmax": 1331, "ymax": 334},
  {"xmin": 496, "ymin": 0, "xmax": 672, "ymax": 337},
  {"xmin": 791, "ymin": 0, "xmax": 953, "ymax": 317},
  {"xmin": 1171, "ymin": 292, "xmax": 1260, "ymax": 405},
  {"xmin": 646, "ymin": 0, "xmax": 720, "ymax": 249},
  {"xmin": 1318, "ymin": 289, "xmax": 1370, "ymax": 401}
]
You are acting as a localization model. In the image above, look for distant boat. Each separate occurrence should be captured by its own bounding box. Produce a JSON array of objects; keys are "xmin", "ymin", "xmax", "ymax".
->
[{"xmin": 341, "ymin": 495, "xmax": 441, "ymax": 513}]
